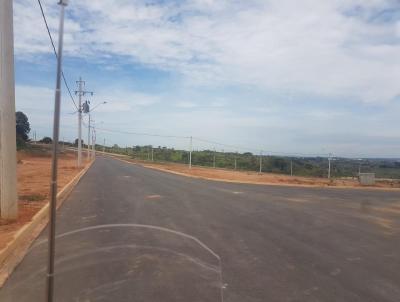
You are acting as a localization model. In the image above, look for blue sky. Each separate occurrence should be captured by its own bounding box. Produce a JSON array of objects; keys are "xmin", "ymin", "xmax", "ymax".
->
[{"xmin": 12, "ymin": 0, "xmax": 400, "ymax": 157}]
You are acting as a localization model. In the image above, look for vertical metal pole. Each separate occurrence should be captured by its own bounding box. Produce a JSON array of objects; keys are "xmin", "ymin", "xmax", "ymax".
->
[
  {"xmin": 213, "ymin": 148, "xmax": 216, "ymax": 168},
  {"xmin": 0, "ymin": 0, "xmax": 18, "ymax": 220},
  {"xmin": 77, "ymin": 78, "xmax": 82, "ymax": 167},
  {"xmin": 103, "ymin": 138, "xmax": 105, "ymax": 153},
  {"xmin": 87, "ymin": 113, "xmax": 90, "ymax": 160},
  {"xmin": 47, "ymin": 2, "xmax": 67, "ymax": 302},
  {"xmin": 234, "ymin": 152, "xmax": 237, "ymax": 170},
  {"xmin": 259, "ymin": 151, "xmax": 263, "ymax": 173},
  {"xmin": 290, "ymin": 159, "xmax": 293, "ymax": 176},
  {"xmin": 189, "ymin": 136, "xmax": 192, "ymax": 169},
  {"xmin": 151, "ymin": 147, "xmax": 154, "ymax": 161},
  {"xmin": 91, "ymin": 128, "xmax": 95, "ymax": 158},
  {"xmin": 328, "ymin": 154, "xmax": 332, "ymax": 179}
]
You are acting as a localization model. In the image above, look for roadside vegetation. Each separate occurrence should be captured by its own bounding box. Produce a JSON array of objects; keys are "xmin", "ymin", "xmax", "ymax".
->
[{"xmin": 98, "ymin": 144, "xmax": 400, "ymax": 180}]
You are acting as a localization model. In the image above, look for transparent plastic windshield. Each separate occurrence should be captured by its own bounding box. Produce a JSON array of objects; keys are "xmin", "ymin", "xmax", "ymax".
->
[{"xmin": 1, "ymin": 224, "xmax": 225, "ymax": 302}]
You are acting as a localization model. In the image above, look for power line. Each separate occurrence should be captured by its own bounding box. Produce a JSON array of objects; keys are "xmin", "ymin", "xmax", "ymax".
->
[
  {"xmin": 95, "ymin": 126, "xmax": 190, "ymax": 139},
  {"xmin": 37, "ymin": 0, "xmax": 78, "ymax": 111},
  {"xmin": 91, "ymin": 126, "xmax": 329, "ymax": 157},
  {"xmin": 61, "ymin": 124, "xmax": 380, "ymax": 158},
  {"xmin": 193, "ymin": 137, "xmax": 258, "ymax": 153},
  {"xmin": 193, "ymin": 137, "xmax": 328, "ymax": 157}
]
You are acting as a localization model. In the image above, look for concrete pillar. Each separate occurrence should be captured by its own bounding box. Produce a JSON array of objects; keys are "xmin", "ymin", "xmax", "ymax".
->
[{"xmin": 0, "ymin": 0, "xmax": 18, "ymax": 219}]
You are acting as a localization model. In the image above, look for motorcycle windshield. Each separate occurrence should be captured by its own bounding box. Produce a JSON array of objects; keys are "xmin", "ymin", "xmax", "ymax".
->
[{"xmin": 1, "ymin": 224, "xmax": 225, "ymax": 302}]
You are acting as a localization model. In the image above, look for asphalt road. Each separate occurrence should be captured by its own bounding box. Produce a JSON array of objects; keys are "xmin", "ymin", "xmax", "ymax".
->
[{"xmin": 1, "ymin": 156, "xmax": 400, "ymax": 302}]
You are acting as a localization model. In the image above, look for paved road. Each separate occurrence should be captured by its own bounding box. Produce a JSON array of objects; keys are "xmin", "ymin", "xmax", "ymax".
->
[{"xmin": 1, "ymin": 156, "xmax": 400, "ymax": 302}]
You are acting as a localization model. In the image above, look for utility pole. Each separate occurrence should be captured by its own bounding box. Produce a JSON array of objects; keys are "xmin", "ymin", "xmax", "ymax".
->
[
  {"xmin": 328, "ymin": 153, "xmax": 332, "ymax": 179},
  {"xmin": 91, "ymin": 128, "xmax": 96, "ymax": 158},
  {"xmin": 87, "ymin": 113, "xmax": 91, "ymax": 160},
  {"xmin": 46, "ymin": 1, "xmax": 67, "ymax": 301},
  {"xmin": 189, "ymin": 136, "xmax": 192, "ymax": 169},
  {"xmin": 75, "ymin": 79, "xmax": 93, "ymax": 167},
  {"xmin": 103, "ymin": 138, "xmax": 105, "ymax": 153},
  {"xmin": 259, "ymin": 151, "xmax": 263, "ymax": 173},
  {"xmin": 234, "ymin": 152, "xmax": 237, "ymax": 170},
  {"xmin": 0, "ymin": 0, "xmax": 18, "ymax": 220},
  {"xmin": 213, "ymin": 148, "xmax": 216, "ymax": 168},
  {"xmin": 76, "ymin": 78, "xmax": 83, "ymax": 167},
  {"xmin": 290, "ymin": 159, "xmax": 293, "ymax": 176}
]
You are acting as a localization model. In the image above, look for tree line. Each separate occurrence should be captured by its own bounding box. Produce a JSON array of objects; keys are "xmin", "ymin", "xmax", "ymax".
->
[
  {"xmin": 15, "ymin": 111, "xmax": 400, "ymax": 179},
  {"xmin": 98, "ymin": 144, "xmax": 400, "ymax": 179}
]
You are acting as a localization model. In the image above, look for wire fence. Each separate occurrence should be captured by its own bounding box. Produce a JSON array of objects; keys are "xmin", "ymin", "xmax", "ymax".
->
[
  {"xmin": 30, "ymin": 121, "xmax": 400, "ymax": 181},
  {"xmin": 82, "ymin": 128, "xmax": 400, "ymax": 180}
]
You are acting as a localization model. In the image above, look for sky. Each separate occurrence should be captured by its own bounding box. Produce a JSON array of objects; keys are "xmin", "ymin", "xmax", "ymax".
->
[{"xmin": 12, "ymin": 0, "xmax": 400, "ymax": 158}]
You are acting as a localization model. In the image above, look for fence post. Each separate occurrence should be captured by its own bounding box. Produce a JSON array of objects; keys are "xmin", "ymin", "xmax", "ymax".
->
[
  {"xmin": 290, "ymin": 159, "xmax": 293, "ymax": 176},
  {"xmin": 189, "ymin": 136, "xmax": 192, "ymax": 169}
]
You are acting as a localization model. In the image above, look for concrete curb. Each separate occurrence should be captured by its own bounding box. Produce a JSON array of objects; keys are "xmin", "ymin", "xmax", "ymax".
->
[{"xmin": 0, "ymin": 160, "xmax": 95, "ymax": 287}]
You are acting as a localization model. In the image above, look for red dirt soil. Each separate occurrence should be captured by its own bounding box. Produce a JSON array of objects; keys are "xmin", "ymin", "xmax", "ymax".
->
[
  {"xmin": 128, "ymin": 159, "xmax": 400, "ymax": 189},
  {"xmin": 0, "ymin": 151, "xmax": 84, "ymax": 250}
]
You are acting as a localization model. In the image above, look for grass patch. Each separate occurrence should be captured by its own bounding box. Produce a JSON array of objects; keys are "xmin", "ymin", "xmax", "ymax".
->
[{"xmin": 19, "ymin": 194, "xmax": 46, "ymax": 202}]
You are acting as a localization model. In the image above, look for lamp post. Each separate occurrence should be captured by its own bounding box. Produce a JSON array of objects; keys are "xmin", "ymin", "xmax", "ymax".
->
[{"xmin": 84, "ymin": 101, "xmax": 107, "ymax": 160}]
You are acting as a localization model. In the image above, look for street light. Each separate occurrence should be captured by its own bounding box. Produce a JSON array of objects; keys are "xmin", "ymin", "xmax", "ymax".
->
[
  {"xmin": 85, "ymin": 101, "xmax": 107, "ymax": 160},
  {"xmin": 89, "ymin": 101, "xmax": 107, "ymax": 112}
]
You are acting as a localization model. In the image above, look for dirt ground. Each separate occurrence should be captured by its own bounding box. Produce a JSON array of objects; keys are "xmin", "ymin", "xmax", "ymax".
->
[
  {"xmin": 0, "ymin": 150, "xmax": 84, "ymax": 250},
  {"xmin": 123, "ymin": 159, "xmax": 400, "ymax": 189}
]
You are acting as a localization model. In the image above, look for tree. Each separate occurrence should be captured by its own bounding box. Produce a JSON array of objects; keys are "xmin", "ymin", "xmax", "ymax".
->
[
  {"xmin": 15, "ymin": 111, "xmax": 30, "ymax": 149},
  {"xmin": 16, "ymin": 111, "xmax": 30, "ymax": 141},
  {"xmin": 39, "ymin": 137, "xmax": 52, "ymax": 144}
]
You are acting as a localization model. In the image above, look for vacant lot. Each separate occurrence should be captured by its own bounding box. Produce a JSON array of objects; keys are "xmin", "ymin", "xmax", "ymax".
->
[
  {"xmin": 119, "ymin": 158, "xmax": 400, "ymax": 189},
  {"xmin": 0, "ymin": 148, "xmax": 83, "ymax": 250}
]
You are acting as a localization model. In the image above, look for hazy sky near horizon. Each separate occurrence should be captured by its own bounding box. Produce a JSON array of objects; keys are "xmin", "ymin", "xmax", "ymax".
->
[{"xmin": 12, "ymin": 0, "xmax": 400, "ymax": 157}]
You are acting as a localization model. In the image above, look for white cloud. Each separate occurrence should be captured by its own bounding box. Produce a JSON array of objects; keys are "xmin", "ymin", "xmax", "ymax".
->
[
  {"xmin": 14, "ymin": 0, "xmax": 400, "ymax": 104},
  {"xmin": 11, "ymin": 0, "xmax": 400, "ymax": 156},
  {"xmin": 175, "ymin": 101, "xmax": 198, "ymax": 108},
  {"xmin": 93, "ymin": 91, "xmax": 159, "ymax": 112},
  {"xmin": 15, "ymin": 85, "xmax": 54, "ymax": 110}
]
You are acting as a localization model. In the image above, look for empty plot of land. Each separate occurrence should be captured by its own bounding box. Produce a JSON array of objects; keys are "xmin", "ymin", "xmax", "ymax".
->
[{"xmin": 125, "ymin": 158, "xmax": 400, "ymax": 189}]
